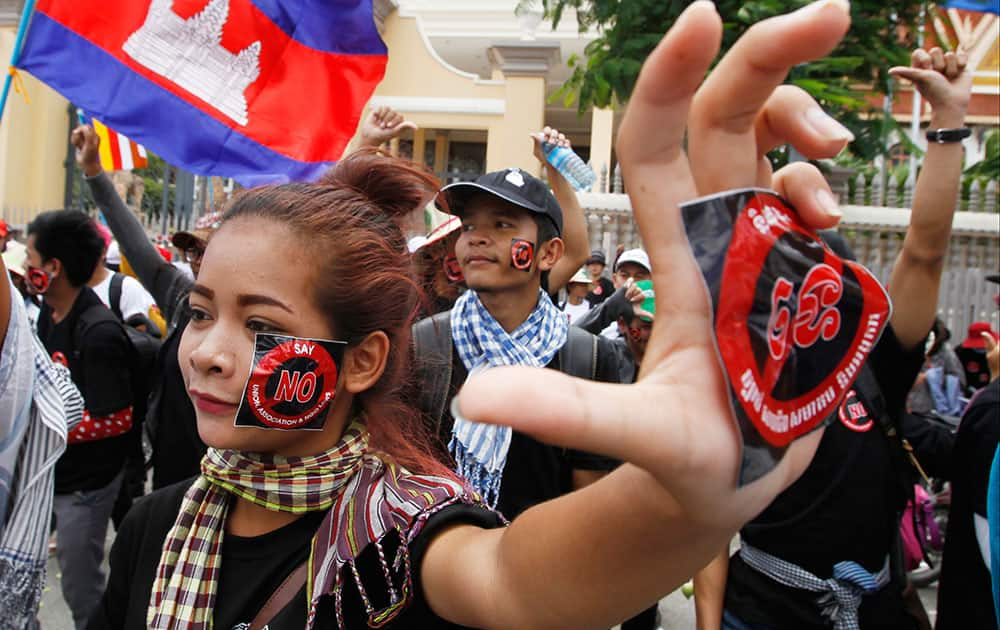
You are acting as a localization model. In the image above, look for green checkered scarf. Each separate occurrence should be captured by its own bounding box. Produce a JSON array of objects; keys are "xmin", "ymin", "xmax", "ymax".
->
[{"xmin": 147, "ymin": 420, "xmax": 369, "ymax": 629}]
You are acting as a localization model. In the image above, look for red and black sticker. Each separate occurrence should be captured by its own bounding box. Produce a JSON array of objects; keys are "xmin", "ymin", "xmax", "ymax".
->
[
  {"xmin": 27, "ymin": 267, "xmax": 51, "ymax": 294},
  {"xmin": 510, "ymin": 239, "xmax": 535, "ymax": 272},
  {"xmin": 680, "ymin": 189, "xmax": 890, "ymax": 484},
  {"xmin": 235, "ymin": 333, "xmax": 347, "ymax": 431},
  {"xmin": 443, "ymin": 253, "xmax": 465, "ymax": 284},
  {"xmin": 837, "ymin": 389, "xmax": 874, "ymax": 433},
  {"xmin": 51, "ymin": 352, "xmax": 68, "ymax": 367}
]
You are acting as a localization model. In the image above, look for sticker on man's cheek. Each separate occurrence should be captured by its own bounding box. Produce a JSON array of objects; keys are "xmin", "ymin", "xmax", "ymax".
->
[
  {"xmin": 510, "ymin": 239, "xmax": 535, "ymax": 272},
  {"xmin": 235, "ymin": 333, "xmax": 347, "ymax": 431},
  {"xmin": 443, "ymin": 253, "xmax": 464, "ymax": 283}
]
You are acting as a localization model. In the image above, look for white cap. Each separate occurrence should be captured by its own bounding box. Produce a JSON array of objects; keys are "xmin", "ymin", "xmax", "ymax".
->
[
  {"xmin": 568, "ymin": 267, "xmax": 592, "ymax": 285},
  {"xmin": 615, "ymin": 248, "xmax": 651, "ymax": 273},
  {"xmin": 2, "ymin": 240, "xmax": 27, "ymax": 276},
  {"xmin": 106, "ymin": 240, "xmax": 121, "ymax": 266}
]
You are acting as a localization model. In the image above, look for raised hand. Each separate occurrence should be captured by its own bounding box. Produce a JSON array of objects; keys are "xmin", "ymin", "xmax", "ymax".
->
[
  {"xmin": 71, "ymin": 124, "xmax": 103, "ymax": 177},
  {"xmin": 358, "ymin": 105, "xmax": 418, "ymax": 148},
  {"xmin": 889, "ymin": 47, "xmax": 972, "ymax": 127},
  {"xmin": 455, "ymin": 0, "xmax": 854, "ymax": 528},
  {"xmin": 531, "ymin": 125, "xmax": 570, "ymax": 164}
]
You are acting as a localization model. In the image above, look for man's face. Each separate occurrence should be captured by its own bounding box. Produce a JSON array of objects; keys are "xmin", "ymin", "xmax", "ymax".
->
[
  {"xmin": 614, "ymin": 262, "xmax": 651, "ymax": 287},
  {"xmin": 568, "ymin": 282, "xmax": 590, "ymax": 300},
  {"xmin": 619, "ymin": 316, "xmax": 653, "ymax": 364},
  {"xmin": 587, "ymin": 262, "xmax": 605, "ymax": 278},
  {"xmin": 455, "ymin": 195, "xmax": 547, "ymax": 293}
]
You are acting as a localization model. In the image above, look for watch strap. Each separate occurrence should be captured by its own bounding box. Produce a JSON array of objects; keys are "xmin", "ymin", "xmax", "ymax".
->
[{"xmin": 925, "ymin": 128, "xmax": 970, "ymax": 143}]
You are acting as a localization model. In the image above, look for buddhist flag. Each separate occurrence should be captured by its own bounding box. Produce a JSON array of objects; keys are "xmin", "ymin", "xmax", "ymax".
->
[
  {"xmin": 90, "ymin": 117, "xmax": 148, "ymax": 171},
  {"xmin": 17, "ymin": 0, "xmax": 388, "ymax": 186}
]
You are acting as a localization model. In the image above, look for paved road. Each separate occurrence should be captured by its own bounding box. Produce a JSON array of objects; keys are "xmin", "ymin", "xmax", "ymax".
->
[{"xmin": 39, "ymin": 535, "xmax": 940, "ymax": 629}]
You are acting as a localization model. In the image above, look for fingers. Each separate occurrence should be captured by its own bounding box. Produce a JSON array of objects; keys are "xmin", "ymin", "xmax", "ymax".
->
[
  {"xmin": 617, "ymin": 1, "xmax": 721, "ymax": 350},
  {"xmin": 753, "ymin": 86, "xmax": 853, "ymax": 162},
  {"xmin": 912, "ymin": 48, "xmax": 932, "ymax": 70},
  {"xmin": 770, "ymin": 162, "xmax": 842, "ymax": 231},
  {"xmin": 688, "ymin": 0, "xmax": 851, "ymax": 193}
]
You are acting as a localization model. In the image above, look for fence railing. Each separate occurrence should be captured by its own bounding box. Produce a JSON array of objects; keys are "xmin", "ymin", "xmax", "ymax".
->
[
  {"xmin": 578, "ymin": 191, "xmax": 1000, "ymax": 340},
  {"xmin": 589, "ymin": 161, "xmax": 1000, "ymax": 215}
]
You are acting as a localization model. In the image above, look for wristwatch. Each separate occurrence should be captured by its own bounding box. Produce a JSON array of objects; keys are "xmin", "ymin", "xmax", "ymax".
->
[{"xmin": 925, "ymin": 128, "xmax": 971, "ymax": 143}]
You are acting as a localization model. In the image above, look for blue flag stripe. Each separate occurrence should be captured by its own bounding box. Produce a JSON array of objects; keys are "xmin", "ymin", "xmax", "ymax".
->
[{"xmin": 250, "ymin": 0, "xmax": 388, "ymax": 55}]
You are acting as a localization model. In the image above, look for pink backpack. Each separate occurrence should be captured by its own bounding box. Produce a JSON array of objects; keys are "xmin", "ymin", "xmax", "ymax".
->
[{"xmin": 900, "ymin": 484, "xmax": 943, "ymax": 570}]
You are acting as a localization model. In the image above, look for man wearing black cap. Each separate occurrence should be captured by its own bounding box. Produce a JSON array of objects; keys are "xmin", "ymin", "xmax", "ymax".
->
[
  {"xmin": 585, "ymin": 249, "xmax": 615, "ymax": 305},
  {"xmin": 413, "ymin": 166, "xmax": 622, "ymax": 520}
]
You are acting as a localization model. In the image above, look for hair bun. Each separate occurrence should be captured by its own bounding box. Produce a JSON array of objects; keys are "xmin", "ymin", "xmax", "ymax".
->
[{"xmin": 320, "ymin": 148, "xmax": 442, "ymax": 220}]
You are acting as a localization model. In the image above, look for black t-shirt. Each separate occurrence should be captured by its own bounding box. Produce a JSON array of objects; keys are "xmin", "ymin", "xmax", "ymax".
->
[
  {"xmin": 38, "ymin": 288, "xmax": 134, "ymax": 494},
  {"xmin": 430, "ymin": 336, "xmax": 621, "ymax": 520},
  {"xmin": 936, "ymin": 379, "xmax": 999, "ymax": 630},
  {"xmin": 724, "ymin": 325, "xmax": 925, "ymax": 629},
  {"xmin": 89, "ymin": 477, "xmax": 503, "ymax": 630},
  {"xmin": 150, "ymin": 309, "xmax": 207, "ymax": 489},
  {"xmin": 586, "ymin": 277, "xmax": 615, "ymax": 306}
]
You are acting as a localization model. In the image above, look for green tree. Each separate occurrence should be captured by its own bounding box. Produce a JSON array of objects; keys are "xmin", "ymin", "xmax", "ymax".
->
[{"xmin": 531, "ymin": 0, "xmax": 924, "ymax": 160}]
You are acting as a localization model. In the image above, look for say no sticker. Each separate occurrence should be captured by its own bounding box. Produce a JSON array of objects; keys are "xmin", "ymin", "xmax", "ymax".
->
[
  {"xmin": 680, "ymin": 189, "xmax": 891, "ymax": 484},
  {"xmin": 510, "ymin": 239, "xmax": 535, "ymax": 272},
  {"xmin": 235, "ymin": 333, "xmax": 347, "ymax": 431}
]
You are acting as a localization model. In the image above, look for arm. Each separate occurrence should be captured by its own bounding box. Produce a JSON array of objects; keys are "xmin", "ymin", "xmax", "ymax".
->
[
  {"xmin": 422, "ymin": 2, "xmax": 853, "ymax": 627},
  {"xmin": 71, "ymin": 126, "xmax": 187, "ymax": 316},
  {"xmin": 573, "ymin": 284, "xmax": 640, "ymax": 334},
  {"xmin": 693, "ymin": 547, "xmax": 730, "ymax": 630},
  {"xmin": 536, "ymin": 128, "xmax": 590, "ymax": 293},
  {"xmin": 886, "ymin": 49, "xmax": 973, "ymax": 350}
]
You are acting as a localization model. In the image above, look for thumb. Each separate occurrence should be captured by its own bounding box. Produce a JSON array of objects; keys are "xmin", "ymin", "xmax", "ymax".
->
[
  {"xmin": 395, "ymin": 121, "xmax": 418, "ymax": 132},
  {"xmin": 455, "ymin": 366, "xmax": 639, "ymax": 462},
  {"xmin": 888, "ymin": 66, "xmax": 940, "ymax": 89}
]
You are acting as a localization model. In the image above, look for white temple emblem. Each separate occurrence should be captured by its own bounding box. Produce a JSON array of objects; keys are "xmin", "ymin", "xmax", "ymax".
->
[{"xmin": 123, "ymin": 0, "xmax": 261, "ymax": 127}]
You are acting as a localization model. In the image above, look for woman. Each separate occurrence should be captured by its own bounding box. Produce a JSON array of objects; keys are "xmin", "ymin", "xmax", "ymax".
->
[{"xmin": 89, "ymin": 1, "xmax": 854, "ymax": 628}]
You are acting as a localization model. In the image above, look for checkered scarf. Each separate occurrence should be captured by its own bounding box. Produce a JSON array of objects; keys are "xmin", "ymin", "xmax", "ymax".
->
[
  {"xmin": 449, "ymin": 288, "xmax": 568, "ymax": 507},
  {"xmin": 147, "ymin": 420, "xmax": 369, "ymax": 629}
]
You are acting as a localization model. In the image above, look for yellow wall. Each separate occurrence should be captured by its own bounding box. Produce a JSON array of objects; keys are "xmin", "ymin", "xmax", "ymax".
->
[
  {"xmin": 0, "ymin": 26, "xmax": 70, "ymax": 226},
  {"xmin": 486, "ymin": 75, "xmax": 545, "ymax": 175},
  {"xmin": 356, "ymin": 11, "xmax": 548, "ymax": 176}
]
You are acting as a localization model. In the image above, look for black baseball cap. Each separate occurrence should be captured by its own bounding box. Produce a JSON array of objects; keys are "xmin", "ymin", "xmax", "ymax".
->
[
  {"xmin": 441, "ymin": 168, "xmax": 563, "ymax": 237},
  {"xmin": 586, "ymin": 250, "xmax": 606, "ymax": 265}
]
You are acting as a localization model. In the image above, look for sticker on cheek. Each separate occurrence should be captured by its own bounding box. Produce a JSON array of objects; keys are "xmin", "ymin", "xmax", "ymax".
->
[
  {"xmin": 235, "ymin": 333, "xmax": 347, "ymax": 431},
  {"xmin": 28, "ymin": 267, "xmax": 51, "ymax": 294},
  {"xmin": 443, "ymin": 253, "xmax": 464, "ymax": 283},
  {"xmin": 510, "ymin": 239, "xmax": 535, "ymax": 272},
  {"xmin": 627, "ymin": 328, "xmax": 643, "ymax": 342}
]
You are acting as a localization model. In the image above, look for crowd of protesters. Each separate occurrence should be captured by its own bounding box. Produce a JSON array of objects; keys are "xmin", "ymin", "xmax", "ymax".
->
[{"xmin": 0, "ymin": 2, "xmax": 997, "ymax": 630}]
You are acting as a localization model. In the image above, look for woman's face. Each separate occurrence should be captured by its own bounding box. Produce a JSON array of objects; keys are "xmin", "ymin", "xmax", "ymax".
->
[{"xmin": 179, "ymin": 217, "xmax": 350, "ymax": 456}]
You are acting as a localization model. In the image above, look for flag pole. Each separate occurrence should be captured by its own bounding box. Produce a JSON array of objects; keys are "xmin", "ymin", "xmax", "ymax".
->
[{"xmin": 0, "ymin": 0, "xmax": 38, "ymax": 124}]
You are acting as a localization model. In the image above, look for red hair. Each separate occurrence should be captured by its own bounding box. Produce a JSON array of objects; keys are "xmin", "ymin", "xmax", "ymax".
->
[{"xmin": 223, "ymin": 150, "xmax": 451, "ymax": 478}]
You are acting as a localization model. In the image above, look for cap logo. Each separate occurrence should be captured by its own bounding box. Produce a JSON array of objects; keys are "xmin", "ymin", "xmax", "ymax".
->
[{"xmin": 505, "ymin": 169, "xmax": 525, "ymax": 187}]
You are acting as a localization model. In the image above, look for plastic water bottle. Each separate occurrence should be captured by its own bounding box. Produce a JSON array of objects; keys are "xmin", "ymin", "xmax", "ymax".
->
[{"xmin": 542, "ymin": 142, "xmax": 596, "ymax": 191}]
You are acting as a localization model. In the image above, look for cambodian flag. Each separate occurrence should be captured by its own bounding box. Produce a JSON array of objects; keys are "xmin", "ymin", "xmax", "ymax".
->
[
  {"xmin": 941, "ymin": 0, "xmax": 1000, "ymax": 13},
  {"xmin": 17, "ymin": 0, "xmax": 388, "ymax": 186}
]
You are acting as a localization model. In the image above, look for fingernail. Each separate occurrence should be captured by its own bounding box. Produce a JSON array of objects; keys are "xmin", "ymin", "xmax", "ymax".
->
[
  {"xmin": 816, "ymin": 189, "xmax": 842, "ymax": 217},
  {"xmin": 803, "ymin": 0, "xmax": 849, "ymax": 14},
  {"xmin": 805, "ymin": 107, "xmax": 855, "ymax": 142}
]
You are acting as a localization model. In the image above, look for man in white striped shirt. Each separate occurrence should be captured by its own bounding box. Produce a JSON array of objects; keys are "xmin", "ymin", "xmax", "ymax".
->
[{"xmin": 0, "ymin": 248, "xmax": 84, "ymax": 629}]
